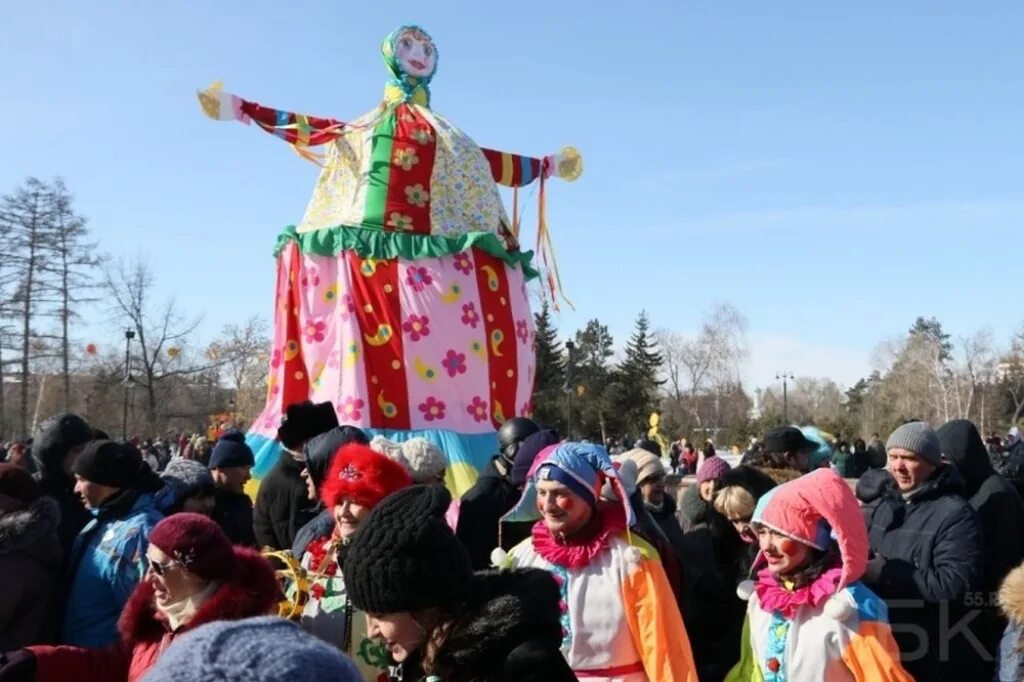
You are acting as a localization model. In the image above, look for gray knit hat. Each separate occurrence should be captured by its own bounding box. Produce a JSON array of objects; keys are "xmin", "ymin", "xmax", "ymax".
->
[
  {"xmin": 161, "ymin": 458, "xmax": 214, "ymax": 502},
  {"xmin": 886, "ymin": 421, "xmax": 941, "ymax": 466},
  {"xmin": 141, "ymin": 617, "xmax": 360, "ymax": 682}
]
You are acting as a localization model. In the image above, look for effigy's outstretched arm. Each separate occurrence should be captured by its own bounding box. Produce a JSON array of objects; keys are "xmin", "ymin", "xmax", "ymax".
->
[
  {"xmin": 197, "ymin": 82, "xmax": 344, "ymax": 148},
  {"xmin": 480, "ymin": 146, "xmax": 583, "ymax": 187}
]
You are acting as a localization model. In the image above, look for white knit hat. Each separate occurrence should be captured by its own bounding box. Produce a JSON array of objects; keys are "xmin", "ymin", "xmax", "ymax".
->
[{"xmin": 370, "ymin": 435, "xmax": 447, "ymax": 484}]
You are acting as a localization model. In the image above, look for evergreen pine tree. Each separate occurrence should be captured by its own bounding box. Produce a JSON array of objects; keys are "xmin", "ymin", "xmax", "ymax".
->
[
  {"xmin": 616, "ymin": 310, "xmax": 665, "ymax": 435},
  {"xmin": 531, "ymin": 302, "xmax": 565, "ymax": 431}
]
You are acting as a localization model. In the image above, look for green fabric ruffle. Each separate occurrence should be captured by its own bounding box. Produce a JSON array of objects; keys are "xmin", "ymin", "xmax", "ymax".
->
[{"xmin": 273, "ymin": 225, "xmax": 538, "ymax": 280}]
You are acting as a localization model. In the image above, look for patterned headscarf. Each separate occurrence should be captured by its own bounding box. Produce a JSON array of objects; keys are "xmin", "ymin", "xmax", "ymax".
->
[{"xmin": 381, "ymin": 24, "xmax": 437, "ymax": 107}]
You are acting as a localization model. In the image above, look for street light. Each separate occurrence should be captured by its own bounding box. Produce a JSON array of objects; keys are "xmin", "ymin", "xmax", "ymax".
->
[
  {"xmin": 123, "ymin": 329, "xmax": 136, "ymax": 440},
  {"xmin": 776, "ymin": 371, "xmax": 794, "ymax": 422},
  {"xmin": 565, "ymin": 340, "xmax": 576, "ymax": 440}
]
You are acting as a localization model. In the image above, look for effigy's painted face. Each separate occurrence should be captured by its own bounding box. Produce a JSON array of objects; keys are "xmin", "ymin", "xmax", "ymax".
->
[{"xmin": 396, "ymin": 29, "xmax": 436, "ymax": 78}]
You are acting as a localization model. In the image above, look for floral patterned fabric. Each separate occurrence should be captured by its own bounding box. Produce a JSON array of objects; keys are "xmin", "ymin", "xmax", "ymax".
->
[{"xmin": 249, "ymin": 241, "xmax": 535, "ymax": 477}]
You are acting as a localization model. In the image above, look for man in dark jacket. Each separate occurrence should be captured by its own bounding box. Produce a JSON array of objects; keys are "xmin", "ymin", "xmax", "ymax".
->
[
  {"xmin": 30, "ymin": 413, "xmax": 94, "ymax": 555},
  {"xmin": 254, "ymin": 401, "xmax": 338, "ymax": 551},
  {"xmin": 937, "ymin": 418, "xmax": 1024, "ymax": 678},
  {"xmin": 858, "ymin": 421, "xmax": 985, "ymax": 681},
  {"xmin": 455, "ymin": 418, "xmax": 545, "ymax": 569},
  {"xmin": 208, "ymin": 430, "xmax": 258, "ymax": 547}
]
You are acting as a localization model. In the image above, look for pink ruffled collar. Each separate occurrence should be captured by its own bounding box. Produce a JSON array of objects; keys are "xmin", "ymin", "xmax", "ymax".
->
[
  {"xmin": 531, "ymin": 505, "xmax": 627, "ymax": 569},
  {"xmin": 754, "ymin": 565, "xmax": 843, "ymax": 618}
]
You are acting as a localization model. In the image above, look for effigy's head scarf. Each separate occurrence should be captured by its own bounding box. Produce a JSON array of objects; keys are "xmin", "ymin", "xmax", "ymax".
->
[{"xmin": 382, "ymin": 25, "xmax": 438, "ymax": 107}]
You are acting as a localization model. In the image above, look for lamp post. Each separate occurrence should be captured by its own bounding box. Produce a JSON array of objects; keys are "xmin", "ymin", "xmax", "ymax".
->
[
  {"xmin": 776, "ymin": 371, "xmax": 794, "ymax": 422},
  {"xmin": 565, "ymin": 340, "xmax": 575, "ymax": 440},
  {"xmin": 122, "ymin": 329, "xmax": 136, "ymax": 440}
]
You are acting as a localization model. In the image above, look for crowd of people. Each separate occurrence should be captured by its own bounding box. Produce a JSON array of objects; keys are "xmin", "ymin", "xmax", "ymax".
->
[{"xmin": 1, "ymin": 406, "xmax": 1024, "ymax": 680}]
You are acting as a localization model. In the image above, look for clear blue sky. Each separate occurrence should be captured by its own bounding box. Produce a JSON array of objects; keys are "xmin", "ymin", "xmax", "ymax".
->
[{"xmin": 3, "ymin": 1, "xmax": 1021, "ymax": 389}]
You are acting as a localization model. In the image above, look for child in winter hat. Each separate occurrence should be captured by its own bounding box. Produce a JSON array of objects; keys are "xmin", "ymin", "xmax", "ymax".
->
[
  {"xmin": 728, "ymin": 468, "xmax": 911, "ymax": 681},
  {"xmin": 140, "ymin": 616, "xmax": 360, "ymax": 682}
]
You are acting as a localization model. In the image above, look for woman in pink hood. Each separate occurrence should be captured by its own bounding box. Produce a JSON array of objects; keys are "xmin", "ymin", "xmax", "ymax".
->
[{"xmin": 727, "ymin": 468, "xmax": 912, "ymax": 682}]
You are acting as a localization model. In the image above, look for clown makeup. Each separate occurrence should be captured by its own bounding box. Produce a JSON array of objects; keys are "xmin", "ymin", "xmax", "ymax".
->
[
  {"xmin": 536, "ymin": 479, "xmax": 593, "ymax": 538},
  {"xmin": 755, "ymin": 525, "xmax": 814, "ymax": 577},
  {"xmin": 333, "ymin": 497, "xmax": 371, "ymax": 540},
  {"xmin": 395, "ymin": 29, "xmax": 436, "ymax": 78}
]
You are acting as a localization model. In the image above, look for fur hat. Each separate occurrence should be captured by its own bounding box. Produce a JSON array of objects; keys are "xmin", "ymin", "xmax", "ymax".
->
[
  {"xmin": 277, "ymin": 401, "xmax": 339, "ymax": 450},
  {"xmin": 370, "ymin": 435, "xmax": 447, "ymax": 484},
  {"xmin": 142, "ymin": 616, "xmax": 360, "ymax": 682},
  {"xmin": 750, "ymin": 468, "xmax": 868, "ymax": 615},
  {"xmin": 343, "ymin": 485, "xmax": 472, "ymax": 614},
  {"xmin": 319, "ymin": 444, "xmax": 412, "ymax": 510},
  {"xmin": 148, "ymin": 513, "xmax": 236, "ymax": 581}
]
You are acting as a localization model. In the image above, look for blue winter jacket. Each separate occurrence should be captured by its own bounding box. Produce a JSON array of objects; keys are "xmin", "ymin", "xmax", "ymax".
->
[{"xmin": 59, "ymin": 491, "xmax": 163, "ymax": 647}]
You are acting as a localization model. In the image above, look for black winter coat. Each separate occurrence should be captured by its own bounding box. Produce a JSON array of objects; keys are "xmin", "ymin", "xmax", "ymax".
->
[
  {"xmin": 427, "ymin": 568, "xmax": 576, "ymax": 682},
  {"xmin": 675, "ymin": 485, "xmax": 749, "ymax": 682},
  {"xmin": 455, "ymin": 458, "xmax": 529, "ymax": 570},
  {"xmin": 858, "ymin": 465, "xmax": 985, "ymax": 681},
  {"xmin": 0, "ymin": 497, "xmax": 62, "ymax": 649},
  {"xmin": 938, "ymin": 419, "xmax": 1024, "ymax": 678},
  {"xmin": 212, "ymin": 487, "xmax": 257, "ymax": 547},
  {"xmin": 31, "ymin": 415, "xmax": 93, "ymax": 557},
  {"xmin": 252, "ymin": 453, "xmax": 318, "ymax": 551}
]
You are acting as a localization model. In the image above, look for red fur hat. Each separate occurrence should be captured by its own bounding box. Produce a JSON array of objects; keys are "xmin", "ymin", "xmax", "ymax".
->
[{"xmin": 320, "ymin": 443, "xmax": 412, "ymax": 510}]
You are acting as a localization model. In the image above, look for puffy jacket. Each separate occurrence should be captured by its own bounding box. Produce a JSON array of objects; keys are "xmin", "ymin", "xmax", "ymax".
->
[
  {"xmin": 60, "ymin": 492, "xmax": 163, "ymax": 648},
  {"xmin": 858, "ymin": 465, "xmax": 985, "ymax": 681},
  {"xmin": 252, "ymin": 453, "xmax": 317, "ymax": 551},
  {"xmin": 0, "ymin": 497, "xmax": 62, "ymax": 648},
  {"xmin": 26, "ymin": 547, "xmax": 277, "ymax": 682},
  {"xmin": 30, "ymin": 415, "xmax": 93, "ymax": 556}
]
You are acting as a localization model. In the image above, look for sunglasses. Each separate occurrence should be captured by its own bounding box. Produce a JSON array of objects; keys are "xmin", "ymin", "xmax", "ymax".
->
[{"xmin": 148, "ymin": 558, "xmax": 179, "ymax": 577}]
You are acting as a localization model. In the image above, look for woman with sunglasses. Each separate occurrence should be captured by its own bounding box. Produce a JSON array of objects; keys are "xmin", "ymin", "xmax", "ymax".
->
[{"xmin": 0, "ymin": 513, "xmax": 279, "ymax": 682}]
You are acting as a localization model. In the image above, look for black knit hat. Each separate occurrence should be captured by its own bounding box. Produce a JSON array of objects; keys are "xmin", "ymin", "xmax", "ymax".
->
[
  {"xmin": 72, "ymin": 440, "xmax": 163, "ymax": 492},
  {"xmin": 343, "ymin": 484, "xmax": 472, "ymax": 614},
  {"xmin": 209, "ymin": 429, "xmax": 255, "ymax": 470}
]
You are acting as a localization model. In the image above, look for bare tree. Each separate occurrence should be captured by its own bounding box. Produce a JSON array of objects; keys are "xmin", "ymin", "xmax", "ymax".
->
[
  {"xmin": 40, "ymin": 179, "xmax": 100, "ymax": 410},
  {"xmin": 0, "ymin": 178, "xmax": 58, "ymax": 438},
  {"xmin": 211, "ymin": 316, "xmax": 271, "ymax": 426},
  {"xmin": 104, "ymin": 257, "xmax": 204, "ymax": 434},
  {"xmin": 657, "ymin": 303, "xmax": 748, "ymax": 428}
]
